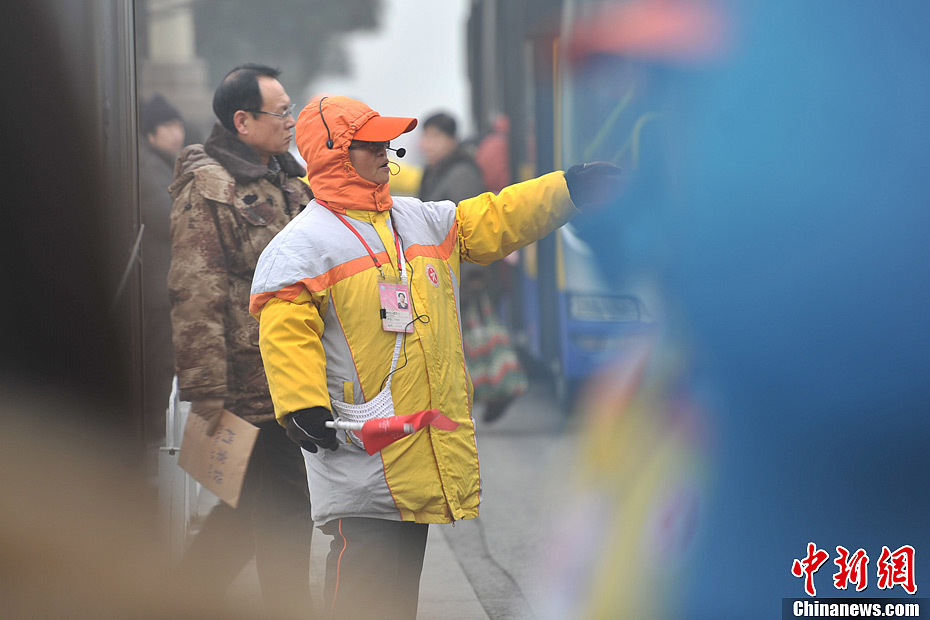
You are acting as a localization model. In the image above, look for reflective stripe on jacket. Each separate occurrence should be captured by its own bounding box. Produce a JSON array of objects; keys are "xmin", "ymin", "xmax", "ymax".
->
[{"xmin": 250, "ymin": 172, "xmax": 576, "ymax": 525}]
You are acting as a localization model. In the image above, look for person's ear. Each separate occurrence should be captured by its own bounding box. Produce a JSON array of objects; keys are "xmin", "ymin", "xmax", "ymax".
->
[{"xmin": 233, "ymin": 109, "xmax": 251, "ymax": 135}]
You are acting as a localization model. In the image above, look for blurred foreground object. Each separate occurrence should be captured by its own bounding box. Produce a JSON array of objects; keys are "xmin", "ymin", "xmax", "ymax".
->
[
  {"xmin": 539, "ymin": 342, "xmax": 704, "ymax": 619},
  {"xmin": 0, "ymin": 392, "xmax": 273, "ymax": 619},
  {"xmin": 567, "ymin": 0, "xmax": 730, "ymax": 64},
  {"xmin": 542, "ymin": 0, "xmax": 930, "ymax": 617}
]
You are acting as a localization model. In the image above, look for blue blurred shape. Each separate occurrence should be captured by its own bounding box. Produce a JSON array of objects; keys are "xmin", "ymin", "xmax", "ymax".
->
[{"xmin": 563, "ymin": 0, "xmax": 930, "ymax": 617}]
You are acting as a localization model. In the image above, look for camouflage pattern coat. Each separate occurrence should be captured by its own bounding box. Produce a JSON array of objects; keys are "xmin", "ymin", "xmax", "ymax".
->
[{"xmin": 167, "ymin": 122, "xmax": 311, "ymax": 423}]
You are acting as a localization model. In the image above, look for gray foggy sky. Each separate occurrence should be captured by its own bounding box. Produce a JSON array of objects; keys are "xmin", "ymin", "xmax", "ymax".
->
[{"xmin": 307, "ymin": 0, "xmax": 472, "ymax": 165}]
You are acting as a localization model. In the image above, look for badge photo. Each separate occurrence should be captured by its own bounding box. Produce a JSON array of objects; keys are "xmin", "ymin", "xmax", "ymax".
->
[{"xmin": 379, "ymin": 282, "xmax": 414, "ymax": 333}]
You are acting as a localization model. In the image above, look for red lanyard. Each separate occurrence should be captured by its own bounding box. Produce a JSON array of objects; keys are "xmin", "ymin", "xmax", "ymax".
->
[{"xmin": 317, "ymin": 199, "xmax": 403, "ymax": 277}]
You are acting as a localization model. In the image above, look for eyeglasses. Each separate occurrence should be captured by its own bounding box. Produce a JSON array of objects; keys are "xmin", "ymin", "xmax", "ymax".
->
[
  {"xmin": 249, "ymin": 103, "xmax": 296, "ymax": 120},
  {"xmin": 349, "ymin": 140, "xmax": 390, "ymax": 153}
]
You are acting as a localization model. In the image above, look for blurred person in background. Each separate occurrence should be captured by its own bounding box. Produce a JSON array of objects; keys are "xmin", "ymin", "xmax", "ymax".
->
[
  {"xmin": 474, "ymin": 113, "xmax": 511, "ymax": 194},
  {"xmin": 417, "ymin": 111, "xmax": 486, "ymax": 204},
  {"xmin": 167, "ymin": 63, "xmax": 315, "ymax": 616},
  {"xmin": 139, "ymin": 93, "xmax": 185, "ymax": 438},
  {"xmin": 249, "ymin": 94, "xmax": 619, "ymax": 619}
]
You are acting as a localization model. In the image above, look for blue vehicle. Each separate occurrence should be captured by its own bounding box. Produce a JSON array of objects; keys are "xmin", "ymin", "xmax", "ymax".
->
[
  {"xmin": 516, "ymin": 226, "xmax": 653, "ymax": 406},
  {"xmin": 467, "ymin": 0, "xmax": 659, "ymax": 407}
]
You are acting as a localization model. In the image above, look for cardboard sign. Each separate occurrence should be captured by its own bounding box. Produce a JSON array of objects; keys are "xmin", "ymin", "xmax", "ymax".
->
[{"xmin": 178, "ymin": 410, "xmax": 259, "ymax": 508}]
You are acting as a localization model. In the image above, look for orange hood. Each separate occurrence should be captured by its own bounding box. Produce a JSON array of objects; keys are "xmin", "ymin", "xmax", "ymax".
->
[{"xmin": 296, "ymin": 96, "xmax": 416, "ymax": 213}]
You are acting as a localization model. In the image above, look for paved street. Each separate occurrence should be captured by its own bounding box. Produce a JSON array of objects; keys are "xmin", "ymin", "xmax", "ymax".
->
[{"xmin": 419, "ymin": 383, "xmax": 577, "ymax": 620}]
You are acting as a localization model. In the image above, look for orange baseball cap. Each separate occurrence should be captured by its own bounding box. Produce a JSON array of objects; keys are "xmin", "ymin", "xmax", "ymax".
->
[{"xmin": 354, "ymin": 114, "xmax": 418, "ymax": 141}]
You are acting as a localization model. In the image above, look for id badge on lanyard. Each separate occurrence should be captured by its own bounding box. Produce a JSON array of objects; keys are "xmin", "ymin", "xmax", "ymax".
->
[
  {"xmin": 379, "ymin": 280, "xmax": 413, "ymax": 333},
  {"xmin": 323, "ymin": 202, "xmax": 414, "ymax": 333},
  {"xmin": 379, "ymin": 219, "xmax": 413, "ymax": 333}
]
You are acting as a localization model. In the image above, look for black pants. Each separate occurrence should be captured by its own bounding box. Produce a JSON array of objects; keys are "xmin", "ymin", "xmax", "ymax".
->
[
  {"xmin": 177, "ymin": 420, "xmax": 314, "ymax": 616},
  {"xmin": 321, "ymin": 517, "xmax": 429, "ymax": 620}
]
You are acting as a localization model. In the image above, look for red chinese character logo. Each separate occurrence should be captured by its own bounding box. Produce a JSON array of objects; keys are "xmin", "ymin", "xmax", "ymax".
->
[
  {"xmin": 877, "ymin": 545, "xmax": 917, "ymax": 594},
  {"xmin": 833, "ymin": 546, "xmax": 869, "ymax": 592},
  {"xmin": 792, "ymin": 542, "xmax": 830, "ymax": 597},
  {"xmin": 426, "ymin": 264, "xmax": 439, "ymax": 287}
]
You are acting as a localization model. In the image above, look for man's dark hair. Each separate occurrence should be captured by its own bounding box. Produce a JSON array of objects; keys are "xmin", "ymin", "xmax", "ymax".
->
[
  {"xmin": 212, "ymin": 63, "xmax": 281, "ymax": 133},
  {"xmin": 423, "ymin": 112, "xmax": 457, "ymax": 139}
]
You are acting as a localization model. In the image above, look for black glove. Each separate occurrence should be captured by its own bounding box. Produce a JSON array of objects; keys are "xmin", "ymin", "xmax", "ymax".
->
[
  {"xmin": 286, "ymin": 407, "xmax": 339, "ymax": 453},
  {"xmin": 563, "ymin": 161, "xmax": 622, "ymax": 210}
]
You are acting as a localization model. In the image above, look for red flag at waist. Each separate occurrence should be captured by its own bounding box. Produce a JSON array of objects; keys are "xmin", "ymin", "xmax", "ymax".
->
[{"xmin": 329, "ymin": 409, "xmax": 459, "ymax": 455}]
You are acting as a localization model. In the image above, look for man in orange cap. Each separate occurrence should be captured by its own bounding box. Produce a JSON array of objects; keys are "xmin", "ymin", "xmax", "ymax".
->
[{"xmin": 250, "ymin": 95, "xmax": 619, "ymax": 619}]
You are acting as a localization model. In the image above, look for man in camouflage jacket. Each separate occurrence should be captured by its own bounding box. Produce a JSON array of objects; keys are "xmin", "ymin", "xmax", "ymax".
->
[
  {"xmin": 168, "ymin": 119, "xmax": 308, "ymax": 423},
  {"xmin": 166, "ymin": 64, "xmax": 314, "ymax": 616}
]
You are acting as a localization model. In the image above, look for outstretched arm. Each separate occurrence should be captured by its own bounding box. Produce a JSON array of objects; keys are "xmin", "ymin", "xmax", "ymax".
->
[{"xmin": 456, "ymin": 171, "xmax": 578, "ymax": 265}]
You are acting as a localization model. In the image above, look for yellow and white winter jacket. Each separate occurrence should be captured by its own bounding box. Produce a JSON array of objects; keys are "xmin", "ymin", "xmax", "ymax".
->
[{"xmin": 249, "ymin": 96, "xmax": 577, "ymax": 525}]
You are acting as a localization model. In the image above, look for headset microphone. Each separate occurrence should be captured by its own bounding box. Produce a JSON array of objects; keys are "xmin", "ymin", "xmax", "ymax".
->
[
  {"xmin": 387, "ymin": 146, "xmax": 406, "ymax": 158},
  {"xmin": 319, "ymin": 97, "xmax": 334, "ymax": 149}
]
